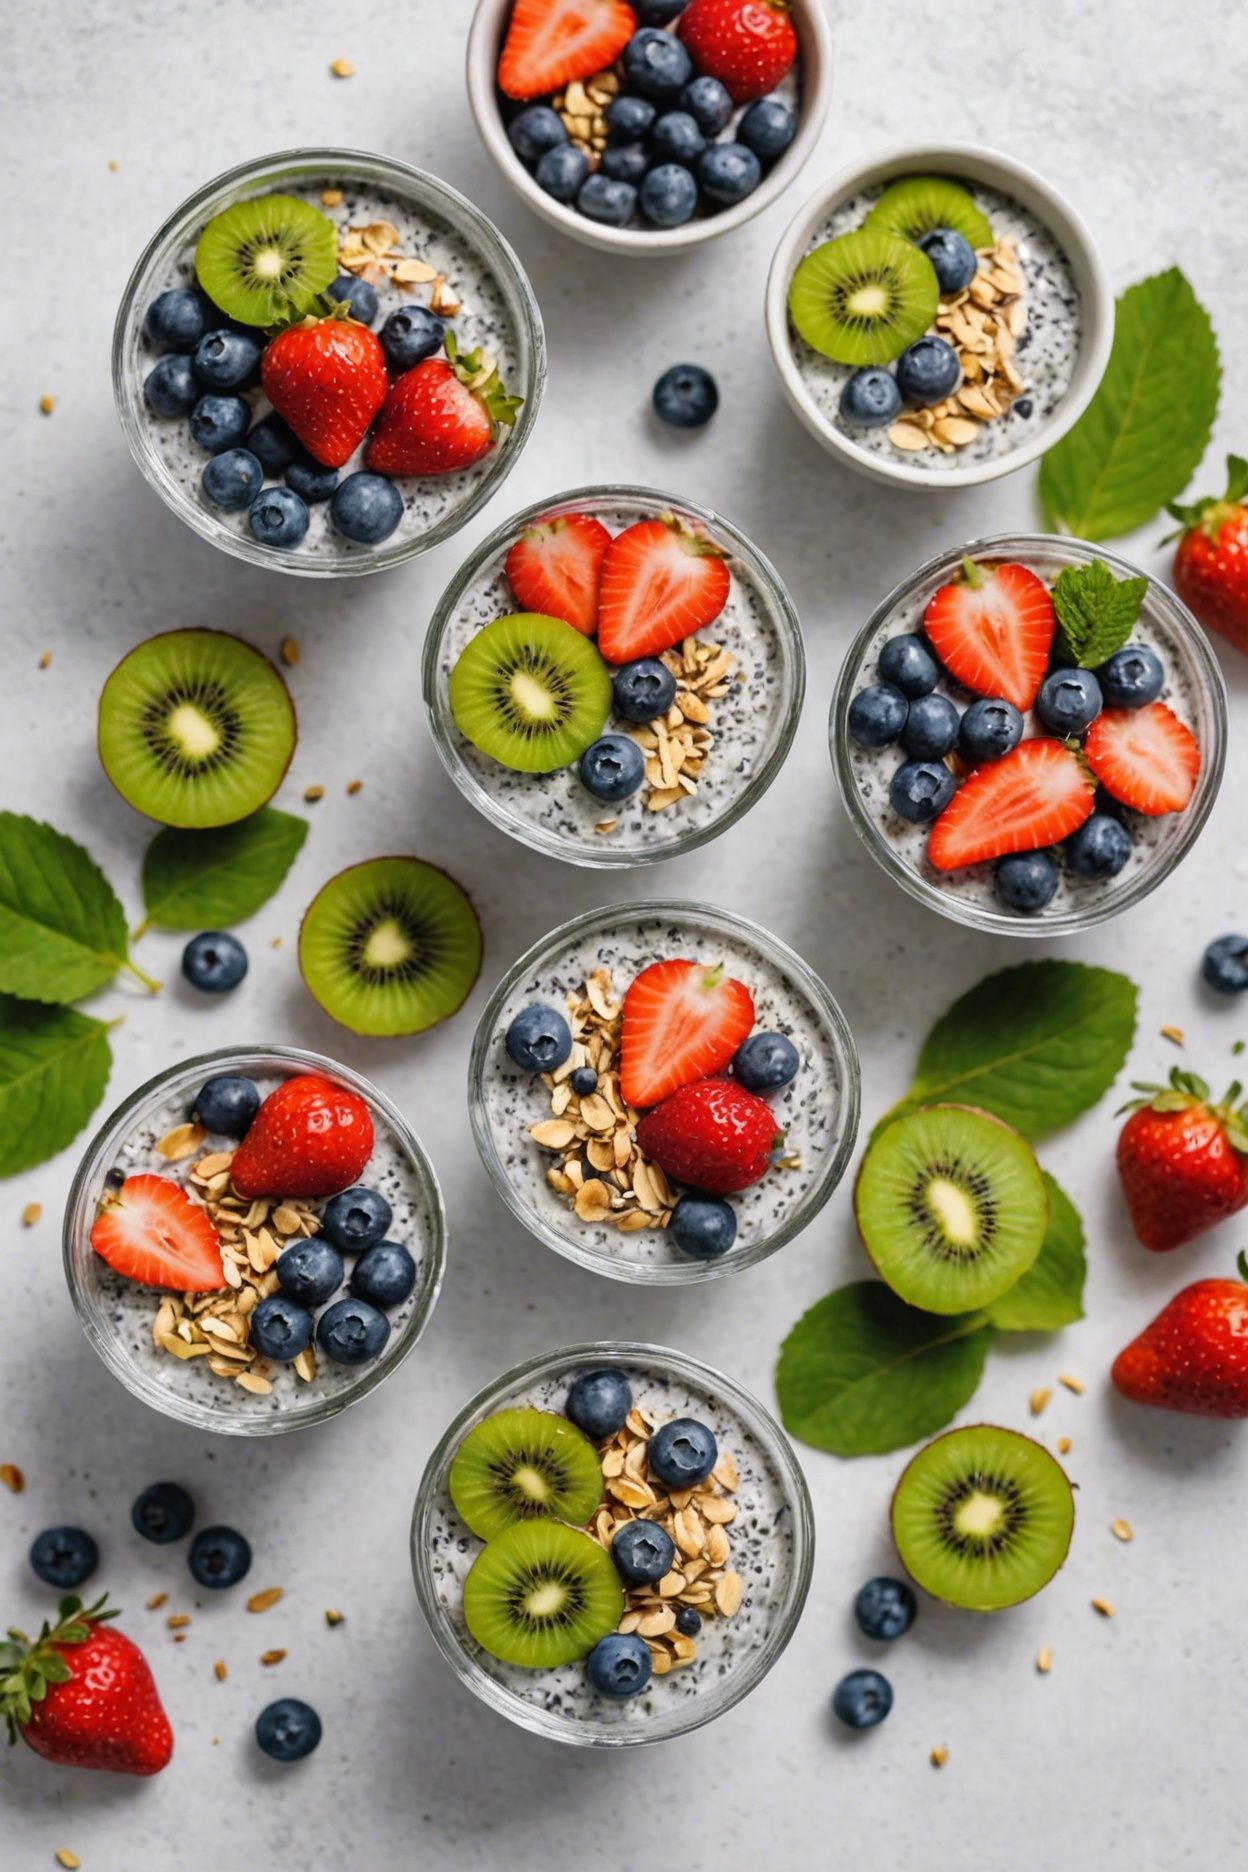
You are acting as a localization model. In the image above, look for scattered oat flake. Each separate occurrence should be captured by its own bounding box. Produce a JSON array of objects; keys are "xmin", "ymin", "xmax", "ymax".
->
[
  {"xmin": 330, "ymin": 56, "xmax": 355, "ymax": 76},
  {"xmin": 1029, "ymin": 1386, "xmax": 1051, "ymax": 1416},
  {"xmin": 0, "ymin": 1462, "xmax": 24, "ymax": 1493},
  {"xmin": 247, "ymin": 1586, "xmax": 284, "ymax": 1613},
  {"xmin": 930, "ymin": 1744, "xmax": 948, "ymax": 1768},
  {"xmin": 55, "ymin": 1853, "xmax": 79, "ymax": 1869},
  {"xmin": 212, "ymin": 1659, "xmax": 228, "ymax": 1682},
  {"xmin": 39, "ymin": 394, "xmax": 55, "ymax": 414},
  {"xmin": 303, "ymin": 784, "xmax": 324, "ymax": 803},
  {"xmin": 1110, "ymin": 1518, "xmax": 1134, "ymax": 1543},
  {"xmin": 325, "ymin": 1608, "xmax": 344, "ymax": 1627},
  {"xmin": 38, "ymin": 651, "xmax": 51, "ymax": 669},
  {"xmin": 146, "ymin": 1591, "xmax": 167, "ymax": 1610},
  {"xmin": 1058, "ymin": 1373, "xmax": 1085, "ymax": 1395},
  {"xmin": 108, "ymin": 158, "xmax": 119, "ymax": 171},
  {"xmin": 166, "ymin": 1613, "xmax": 191, "ymax": 1630},
  {"xmin": 271, "ymin": 936, "xmax": 283, "ymax": 948},
  {"xmin": 21, "ymin": 1201, "xmax": 41, "ymax": 1227},
  {"xmin": 1091, "ymin": 1596, "xmax": 1115, "ymax": 1618},
  {"xmin": 280, "ymin": 637, "xmax": 300, "ymax": 666},
  {"xmin": 1056, "ymin": 1436, "xmax": 1072, "ymax": 1455},
  {"xmin": 346, "ymin": 779, "xmax": 363, "ymax": 795},
  {"xmin": 1160, "ymin": 1025, "xmax": 1185, "ymax": 1046},
  {"xmin": 1036, "ymin": 1645, "xmax": 1054, "ymax": 1674},
  {"xmin": 260, "ymin": 1648, "xmax": 287, "ymax": 1666}
]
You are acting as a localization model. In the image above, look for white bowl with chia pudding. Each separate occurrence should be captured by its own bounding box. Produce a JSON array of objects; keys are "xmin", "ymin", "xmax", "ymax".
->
[
  {"xmin": 63, "ymin": 1047, "xmax": 446, "ymax": 1434},
  {"xmin": 467, "ymin": 901, "xmax": 860, "ymax": 1283},
  {"xmin": 113, "ymin": 149, "xmax": 545, "ymax": 576},
  {"xmin": 411, "ymin": 1342, "xmax": 814, "ymax": 1745},
  {"xmin": 765, "ymin": 143, "xmax": 1112, "ymax": 488},
  {"xmin": 831, "ymin": 535, "xmax": 1227, "ymax": 937},
  {"xmin": 423, "ymin": 486, "xmax": 805, "ymax": 868}
]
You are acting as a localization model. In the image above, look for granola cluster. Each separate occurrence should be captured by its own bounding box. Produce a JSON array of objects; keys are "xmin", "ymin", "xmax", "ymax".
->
[
  {"xmin": 888, "ymin": 235, "xmax": 1029, "ymax": 455},
  {"xmin": 614, "ymin": 635, "xmax": 739, "ymax": 825}
]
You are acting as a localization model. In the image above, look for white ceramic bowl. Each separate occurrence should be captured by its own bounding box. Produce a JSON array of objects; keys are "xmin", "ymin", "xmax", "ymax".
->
[
  {"xmin": 466, "ymin": 0, "xmax": 833, "ymax": 256},
  {"xmin": 765, "ymin": 142, "xmax": 1113, "ymax": 489}
]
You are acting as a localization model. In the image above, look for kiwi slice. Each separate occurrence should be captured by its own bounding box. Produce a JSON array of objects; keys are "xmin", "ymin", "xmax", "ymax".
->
[
  {"xmin": 788, "ymin": 229, "xmax": 939, "ymax": 367},
  {"xmin": 194, "ymin": 192, "xmax": 338, "ymax": 327},
  {"xmin": 450, "ymin": 1408, "xmax": 603, "ymax": 1542},
  {"xmin": 891, "ymin": 1424, "xmax": 1075, "ymax": 1610},
  {"xmin": 298, "ymin": 857, "xmax": 481, "ymax": 1037},
  {"xmin": 449, "ymin": 613, "xmax": 612, "ymax": 774},
  {"xmin": 864, "ymin": 175, "xmax": 994, "ymax": 251},
  {"xmin": 855, "ymin": 1105, "xmax": 1049, "ymax": 1315},
  {"xmin": 98, "ymin": 629, "xmax": 296, "ymax": 828},
  {"xmin": 463, "ymin": 1518, "xmax": 623, "ymax": 1669}
]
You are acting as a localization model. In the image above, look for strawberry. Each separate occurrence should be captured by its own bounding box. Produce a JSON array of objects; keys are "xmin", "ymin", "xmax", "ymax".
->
[
  {"xmin": 229, "ymin": 1075, "xmax": 374, "ymax": 1200},
  {"xmin": 678, "ymin": 0, "xmax": 798, "ymax": 104},
  {"xmin": 498, "ymin": 0, "xmax": 637, "ymax": 101},
  {"xmin": 260, "ymin": 309, "xmax": 387, "ymax": 469},
  {"xmin": 1112, "ymin": 1257, "xmax": 1248, "ymax": 1417},
  {"xmin": 636, "ymin": 1077, "xmax": 781, "ymax": 1194},
  {"xmin": 4, "ymin": 1594, "xmax": 173, "ymax": 1775},
  {"xmin": 1115, "ymin": 1069, "xmax": 1248, "ymax": 1252},
  {"xmin": 1168, "ymin": 454, "xmax": 1248, "ymax": 655},
  {"xmin": 505, "ymin": 513, "xmax": 612, "ymax": 637},
  {"xmin": 1084, "ymin": 701, "xmax": 1201, "ymax": 815},
  {"xmin": 597, "ymin": 515, "xmax": 731, "ymax": 665},
  {"xmin": 926, "ymin": 739, "xmax": 1094, "ymax": 871},
  {"xmin": 90, "ymin": 1174, "xmax": 223, "ymax": 1292},
  {"xmin": 365, "ymin": 336, "xmax": 522, "ymax": 477},
  {"xmin": 922, "ymin": 559, "xmax": 1057, "ymax": 711},
  {"xmin": 619, "ymin": 960, "xmax": 755, "ymax": 1110}
]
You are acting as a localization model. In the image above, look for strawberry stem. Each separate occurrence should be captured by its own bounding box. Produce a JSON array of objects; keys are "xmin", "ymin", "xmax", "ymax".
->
[{"xmin": 2, "ymin": 1594, "xmax": 117, "ymax": 1743}]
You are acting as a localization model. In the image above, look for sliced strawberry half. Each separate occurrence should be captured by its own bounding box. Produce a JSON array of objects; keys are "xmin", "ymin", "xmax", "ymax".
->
[
  {"xmin": 927, "ymin": 739, "xmax": 1095, "ymax": 871},
  {"xmin": 505, "ymin": 513, "xmax": 612, "ymax": 637},
  {"xmin": 498, "ymin": 0, "xmax": 637, "ymax": 100},
  {"xmin": 923, "ymin": 559, "xmax": 1057, "ymax": 711},
  {"xmin": 597, "ymin": 516, "xmax": 731, "ymax": 665},
  {"xmin": 619, "ymin": 960, "xmax": 755, "ymax": 1110},
  {"xmin": 1085, "ymin": 702, "xmax": 1201, "ymax": 816},
  {"xmin": 90, "ymin": 1174, "xmax": 224, "ymax": 1292}
]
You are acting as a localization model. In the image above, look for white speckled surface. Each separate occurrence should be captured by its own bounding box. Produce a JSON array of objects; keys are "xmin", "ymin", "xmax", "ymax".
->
[{"xmin": 3, "ymin": 1, "xmax": 1246, "ymax": 1867}]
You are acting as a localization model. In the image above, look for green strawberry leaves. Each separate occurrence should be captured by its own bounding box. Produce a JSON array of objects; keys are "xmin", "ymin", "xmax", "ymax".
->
[
  {"xmin": 0, "ymin": 998, "xmax": 115, "ymax": 1177},
  {"xmin": 3, "ymin": 1594, "xmax": 116, "ymax": 1740},
  {"xmin": 1165, "ymin": 453, "xmax": 1248, "ymax": 535},
  {"xmin": 0, "ymin": 814, "xmax": 156, "ymax": 1003},
  {"xmin": 1050, "ymin": 560, "xmax": 1148, "ymax": 669},
  {"xmin": 138, "ymin": 809, "xmax": 308, "ymax": 932}
]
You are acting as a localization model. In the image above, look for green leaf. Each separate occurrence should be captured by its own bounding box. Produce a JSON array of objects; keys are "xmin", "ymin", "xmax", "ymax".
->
[
  {"xmin": 0, "ymin": 997, "xmax": 113, "ymax": 1177},
  {"xmin": 1165, "ymin": 453, "xmax": 1248, "ymax": 532},
  {"xmin": 775, "ymin": 1281, "xmax": 994, "ymax": 1458},
  {"xmin": 1039, "ymin": 269, "xmax": 1220, "ymax": 540},
  {"xmin": 139, "ymin": 810, "xmax": 309, "ymax": 933},
  {"xmin": 1051, "ymin": 560, "xmax": 1148, "ymax": 667},
  {"xmin": 0, "ymin": 814, "xmax": 132, "ymax": 1004},
  {"xmin": 986, "ymin": 1174, "xmax": 1087, "ymax": 1332}
]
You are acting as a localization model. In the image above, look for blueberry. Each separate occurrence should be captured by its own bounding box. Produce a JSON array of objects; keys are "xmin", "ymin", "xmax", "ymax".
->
[
  {"xmin": 325, "ymin": 273, "xmax": 379, "ymax": 325},
  {"xmin": 1099, "ymin": 643, "xmax": 1164, "ymax": 708},
  {"xmin": 570, "ymin": 1066, "xmax": 599, "ymax": 1095},
  {"xmin": 1067, "ymin": 813, "xmax": 1131, "ymax": 880},
  {"xmin": 30, "ymin": 1527, "xmax": 98, "ymax": 1590},
  {"xmin": 586, "ymin": 1632, "xmax": 652, "ymax": 1700},
  {"xmin": 733, "ymin": 1031, "xmax": 799, "ymax": 1091},
  {"xmin": 848, "ymin": 682, "xmax": 908, "ymax": 749},
  {"xmin": 650, "ymin": 110, "xmax": 706, "ymax": 167},
  {"xmin": 634, "ymin": 0, "xmax": 687, "ymax": 19},
  {"xmin": 505, "ymin": 1005, "xmax": 573, "ymax": 1073},
  {"xmin": 995, "ymin": 850, "xmax": 1060, "ymax": 913},
  {"xmin": 193, "ymin": 328, "xmax": 262, "ymax": 391},
  {"xmin": 181, "ymin": 930, "xmax": 248, "ymax": 992},
  {"xmin": 738, "ymin": 97, "xmax": 797, "ymax": 161},
  {"xmin": 565, "ymin": 1368, "xmax": 632, "ymax": 1439},
  {"xmin": 890, "ymin": 759, "xmax": 957, "ymax": 824},
  {"xmin": 246, "ymin": 411, "xmax": 299, "ymax": 476},
  {"xmin": 320, "ymin": 1186, "xmax": 392, "ymax": 1254},
  {"xmin": 652, "ymin": 361, "xmax": 718, "ymax": 428},
  {"xmin": 189, "ymin": 1524, "xmax": 251, "ymax": 1589},
  {"xmin": 144, "ymin": 354, "xmax": 199, "ymax": 417},
  {"xmin": 669, "ymin": 1194, "xmax": 737, "ymax": 1259},
  {"xmin": 959, "ymin": 696, "xmax": 1023, "ymax": 763},
  {"xmin": 248, "ymin": 485, "xmax": 309, "ymax": 549},
  {"xmin": 145, "ymin": 286, "xmax": 209, "ymax": 352},
  {"xmin": 916, "ymin": 226, "xmax": 978, "ymax": 294},
  {"xmin": 286, "ymin": 457, "xmax": 339, "ymax": 503},
  {"xmin": 537, "ymin": 144, "xmax": 592, "ymax": 203},
  {"xmin": 853, "ymin": 1576, "xmax": 917, "ymax": 1642},
  {"xmin": 577, "ymin": 174, "xmax": 638, "ymax": 226},
  {"xmin": 902, "ymin": 692, "xmax": 961, "ymax": 760},
  {"xmin": 579, "ymin": 733, "xmax": 646, "ymax": 801},
  {"xmin": 276, "ymin": 1237, "xmax": 345, "ymax": 1307},
  {"xmin": 641, "ymin": 161, "xmax": 703, "ymax": 231},
  {"xmin": 878, "ymin": 634, "xmax": 940, "ymax": 697},
  {"xmin": 674, "ymin": 1606, "xmax": 701, "ymax": 1637},
  {"xmin": 331, "ymin": 472, "xmax": 402, "ymax": 544},
  {"xmin": 193, "ymin": 1075, "xmax": 261, "ymax": 1137},
  {"xmin": 316, "ymin": 1296, "xmax": 390, "ymax": 1365},
  {"xmin": 606, "ymin": 94, "xmax": 657, "ymax": 140},
  {"xmin": 601, "ymin": 142, "xmax": 650, "ymax": 185},
  {"xmin": 507, "ymin": 104, "xmax": 567, "ymax": 165},
  {"xmin": 1203, "ymin": 934, "xmax": 1248, "ymax": 996},
  {"xmin": 131, "ymin": 1482, "xmax": 195, "ymax": 1545},
  {"xmin": 839, "ymin": 366, "xmax": 902, "ymax": 429},
  {"xmin": 1036, "ymin": 666, "xmax": 1102, "ymax": 735},
  {"xmin": 648, "ymin": 1417, "xmax": 717, "ymax": 1487},
  {"xmin": 680, "ymin": 74, "xmax": 732, "ymax": 135},
  {"xmin": 202, "ymin": 446, "xmax": 264, "ymax": 511},
  {"xmin": 350, "ymin": 1240, "xmax": 416, "ymax": 1310},
  {"xmin": 249, "ymin": 1294, "xmax": 314, "ymax": 1363},
  {"xmin": 896, "ymin": 335, "xmax": 961, "ymax": 405},
  {"xmin": 612, "ymin": 1519, "xmax": 676, "ymax": 1584},
  {"xmin": 614, "ymin": 656, "xmax": 678, "ymax": 721},
  {"xmin": 697, "ymin": 142, "xmax": 762, "ymax": 206},
  {"xmin": 832, "ymin": 1668, "xmax": 893, "ymax": 1730},
  {"xmin": 189, "ymin": 393, "xmax": 250, "ymax": 453},
  {"xmin": 379, "ymin": 305, "xmax": 446, "ymax": 371},
  {"xmin": 256, "ymin": 1697, "xmax": 321, "ymax": 1762},
  {"xmin": 623, "ymin": 26, "xmax": 692, "ymax": 100}
]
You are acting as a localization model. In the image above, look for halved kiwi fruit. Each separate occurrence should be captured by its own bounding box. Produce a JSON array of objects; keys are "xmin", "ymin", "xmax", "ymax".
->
[
  {"xmin": 891, "ymin": 1424, "xmax": 1075, "ymax": 1610},
  {"xmin": 98, "ymin": 629, "xmax": 296, "ymax": 828},
  {"xmin": 449, "ymin": 613, "xmax": 612, "ymax": 774},
  {"xmin": 298, "ymin": 857, "xmax": 481, "ymax": 1037},
  {"xmin": 855, "ymin": 1105, "xmax": 1049, "ymax": 1315},
  {"xmin": 864, "ymin": 175, "xmax": 994, "ymax": 251},
  {"xmin": 788, "ymin": 228, "xmax": 939, "ymax": 366},
  {"xmin": 194, "ymin": 192, "xmax": 338, "ymax": 327},
  {"xmin": 449, "ymin": 1408, "xmax": 603, "ymax": 1542},
  {"xmin": 463, "ymin": 1518, "xmax": 623, "ymax": 1668}
]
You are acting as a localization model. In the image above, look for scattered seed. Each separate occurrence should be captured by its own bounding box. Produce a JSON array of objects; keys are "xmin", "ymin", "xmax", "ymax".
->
[
  {"xmin": 346, "ymin": 779, "xmax": 363, "ymax": 795},
  {"xmin": 321, "ymin": 187, "xmax": 343, "ymax": 206},
  {"xmin": 1029, "ymin": 1386, "xmax": 1052, "ymax": 1416},
  {"xmin": 166, "ymin": 1614, "xmax": 191, "ymax": 1630},
  {"xmin": 146, "ymin": 1592, "xmax": 167, "ymax": 1610},
  {"xmin": 1056, "ymin": 1436, "xmax": 1072, "ymax": 1455},
  {"xmin": 38, "ymin": 651, "xmax": 52, "ymax": 669},
  {"xmin": 1110, "ymin": 1518, "xmax": 1134, "ymax": 1543},
  {"xmin": 1160, "ymin": 1025, "xmax": 1185, "ymax": 1046},
  {"xmin": 330, "ymin": 56, "xmax": 355, "ymax": 77},
  {"xmin": 930, "ymin": 1744, "xmax": 948, "ymax": 1768},
  {"xmin": 247, "ymin": 1586, "xmax": 284, "ymax": 1613},
  {"xmin": 39, "ymin": 394, "xmax": 55, "ymax": 414},
  {"xmin": 1091, "ymin": 1596, "xmax": 1115, "ymax": 1618},
  {"xmin": 55, "ymin": 1853, "xmax": 80, "ymax": 1869},
  {"xmin": 0, "ymin": 1462, "xmax": 24, "ymax": 1493},
  {"xmin": 260, "ymin": 1648, "xmax": 287, "ymax": 1666},
  {"xmin": 21, "ymin": 1202, "xmax": 42, "ymax": 1227},
  {"xmin": 325, "ymin": 1608, "xmax": 344, "ymax": 1627},
  {"xmin": 1036, "ymin": 1645, "xmax": 1053, "ymax": 1673},
  {"xmin": 280, "ymin": 637, "xmax": 300, "ymax": 666},
  {"xmin": 1058, "ymin": 1374, "xmax": 1085, "ymax": 1395},
  {"xmin": 303, "ymin": 784, "xmax": 324, "ymax": 803},
  {"xmin": 108, "ymin": 158, "xmax": 119, "ymax": 171},
  {"xmin": 213, "ymin": 1659, "xmax": 228, "ymax": 1681},
  {"xmin": 271, "ymin": 936, "xmax": 283, "ymax": 948}
]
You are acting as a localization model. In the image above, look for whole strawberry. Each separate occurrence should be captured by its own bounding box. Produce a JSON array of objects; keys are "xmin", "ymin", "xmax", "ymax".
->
[
  {"xmin": 3, "ymin": 1595, "xmax": 173, "ymax": 1775},
  {"xmin": 636, "ymin": 1076, "xmax": 781, "ymax": 1194},
  {"xmin": 678, "ymin": 0, "xmax": 798, "ymax": 104},
  {"xmin": 365, "ymin": 335, "xmax": 521, "ymax": 477},
  {"xmin": 230, "ymin": 1074, "xmax": 374, "ymax": 1200},
  {"xmin": 261, "ymin": 308, "xmax": 387, "ymax": 468},
  {"xmin": 1116, "ymin": 1068, "xmax": 1248, "ymax": 1251},
  {"xmin": 1168, "ymin": 454, "xmax": 1248, "ymax": 654},
  {"xmin": 1112, "ymin": 1257, "xmax": 1248, "ymax": 1417}
]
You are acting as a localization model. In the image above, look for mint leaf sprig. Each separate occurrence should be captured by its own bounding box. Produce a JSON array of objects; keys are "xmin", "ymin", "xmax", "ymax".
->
[{"xmin": 1051, "ymin": 559, "xmax": 1148, "ymax": 668}]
